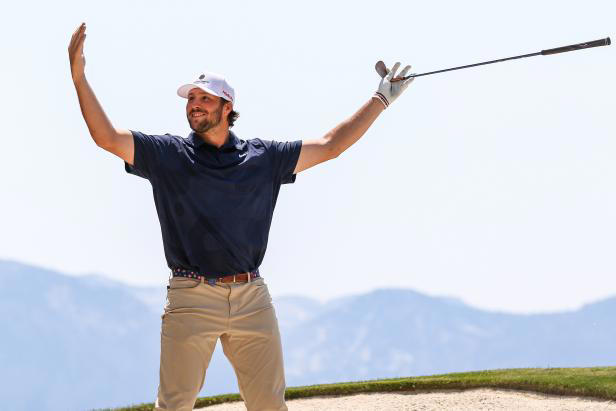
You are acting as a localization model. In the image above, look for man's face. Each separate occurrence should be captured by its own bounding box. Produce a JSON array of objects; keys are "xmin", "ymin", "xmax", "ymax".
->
[{"xmin": 186, "ymin": 88, "xmax": 226, "ymax": 133}]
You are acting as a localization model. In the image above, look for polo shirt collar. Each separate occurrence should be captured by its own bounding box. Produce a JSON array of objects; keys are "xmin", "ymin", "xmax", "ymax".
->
[{"xmin": 189, "ymin": 131, "xmax": 242, "ymax": 152}]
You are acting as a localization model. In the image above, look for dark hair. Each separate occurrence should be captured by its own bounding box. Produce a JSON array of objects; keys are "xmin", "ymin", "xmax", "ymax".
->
[{"xmin": 221, "ymin": 99, "xmax": 239, "ymax": 128}]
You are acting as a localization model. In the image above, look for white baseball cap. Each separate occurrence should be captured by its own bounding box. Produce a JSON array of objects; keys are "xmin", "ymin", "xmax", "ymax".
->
[{"xmin": 177, "ymin": 72, "xmax": 235, "ymax": 103}]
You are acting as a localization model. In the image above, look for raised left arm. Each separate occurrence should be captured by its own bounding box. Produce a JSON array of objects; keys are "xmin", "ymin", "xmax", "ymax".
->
[
  {"xmin": 293, "ymin": 97, "xmax": 383, "ymax": 174},
  {"xmin": 293, "ymin": 61, "xmax": 414, "ymax": 174}
]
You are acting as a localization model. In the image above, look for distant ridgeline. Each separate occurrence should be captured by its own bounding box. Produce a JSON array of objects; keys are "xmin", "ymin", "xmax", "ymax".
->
[{"xmin": 1, "ymin": 260, "xmax": 615, "ymax": 411}]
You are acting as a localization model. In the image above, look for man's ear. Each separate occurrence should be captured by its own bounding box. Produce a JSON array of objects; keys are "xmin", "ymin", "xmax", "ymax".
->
[{"xmin": 222, "ymin": 100, "xmax": 232, "ymax": 116}]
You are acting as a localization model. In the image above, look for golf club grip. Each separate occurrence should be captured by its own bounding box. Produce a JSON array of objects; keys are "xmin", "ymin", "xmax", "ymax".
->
[{"xmin": 541, "ymin": 38, "xmax": 611, "ymax": 55}]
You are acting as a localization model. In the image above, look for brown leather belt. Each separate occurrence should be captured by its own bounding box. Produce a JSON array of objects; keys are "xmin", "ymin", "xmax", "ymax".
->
[
  {"xmin": 171, "ymin": 267, "xmax": 260, "ymax": 284},
  {"xmin": 217, "ymin": 272, "xmax": 260, "ymax": 283}
]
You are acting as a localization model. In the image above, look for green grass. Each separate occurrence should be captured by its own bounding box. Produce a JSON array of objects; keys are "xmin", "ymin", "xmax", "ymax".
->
[{"xmin": 102, "ymin": 367, "xmax": 616, "ymax": 410}]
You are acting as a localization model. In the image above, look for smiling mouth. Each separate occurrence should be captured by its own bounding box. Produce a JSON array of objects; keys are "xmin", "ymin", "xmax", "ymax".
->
[{"xmin": 190, "ymin": 112, "xmax": 206, "ymax": 118}]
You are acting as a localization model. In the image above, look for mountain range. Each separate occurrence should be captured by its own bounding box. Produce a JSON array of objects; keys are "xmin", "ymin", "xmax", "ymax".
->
[{"xmin": 1, "ymin": 260, "xmax": 614, "ymax": 410}]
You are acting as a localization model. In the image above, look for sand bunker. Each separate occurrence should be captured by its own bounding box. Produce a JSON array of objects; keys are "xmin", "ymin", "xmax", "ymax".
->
[{"xmin": 198, "ymin": 388, "xmax": 616, "ymax": 410}]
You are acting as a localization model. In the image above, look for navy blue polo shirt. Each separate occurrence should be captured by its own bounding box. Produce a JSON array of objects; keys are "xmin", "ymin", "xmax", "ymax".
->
[{"xmin": 125, "ymin": 130, "xmax": 302, "ymax": 277}]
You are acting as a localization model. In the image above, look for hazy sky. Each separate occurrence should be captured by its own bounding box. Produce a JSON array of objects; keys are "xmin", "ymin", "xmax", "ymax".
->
[{"xmin": 1, "ymin": 0, "xmax": 614, "ymax": 313}]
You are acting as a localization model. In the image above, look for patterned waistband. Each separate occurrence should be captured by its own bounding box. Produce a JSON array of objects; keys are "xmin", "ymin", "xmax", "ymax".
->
[{"xmin": 170, "ymin": 267, "xmax": 260, "ymax": 283}]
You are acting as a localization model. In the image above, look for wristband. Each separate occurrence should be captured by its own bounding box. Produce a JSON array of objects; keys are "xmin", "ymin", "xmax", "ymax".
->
[{"xmin": 373, "ymin": 92, "xmax": 389, "ymax": 109}]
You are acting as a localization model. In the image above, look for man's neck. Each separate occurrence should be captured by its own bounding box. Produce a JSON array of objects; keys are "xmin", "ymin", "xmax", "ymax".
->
[{"xmin": 196, "ymin": 126, "xmax": 230, "ymax": 148}]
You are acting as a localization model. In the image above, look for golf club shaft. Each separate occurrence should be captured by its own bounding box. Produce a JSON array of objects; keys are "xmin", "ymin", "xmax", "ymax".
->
[{"xmin": 390, "ymin": 37, "xmax": 611, "ymax": 81}]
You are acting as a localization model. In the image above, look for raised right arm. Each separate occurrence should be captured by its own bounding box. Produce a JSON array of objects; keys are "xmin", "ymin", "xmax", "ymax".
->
[{"xmin": 69, "ymin": 23, "xmax": 134, "ymax": 165}]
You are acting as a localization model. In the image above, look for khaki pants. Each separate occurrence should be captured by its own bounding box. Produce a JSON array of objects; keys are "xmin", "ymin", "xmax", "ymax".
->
[{"xmin": 154, "ymin": 275, "xmax": 287, "ymax": 411}]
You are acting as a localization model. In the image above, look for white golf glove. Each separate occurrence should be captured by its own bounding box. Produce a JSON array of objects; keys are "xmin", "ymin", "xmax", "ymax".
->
[{"xmin": 374, "ymin": 62, "xmax": 414, "ymax": 109}]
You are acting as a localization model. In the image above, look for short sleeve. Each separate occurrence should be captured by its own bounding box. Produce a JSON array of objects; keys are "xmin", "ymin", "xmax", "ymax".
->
[
  {"xmin": 124, "ymin": 131, "xmax": 173, "ymax": 180},
  {"xmin": 263, "ymin": 140, "xmax": 303, "ymax": 184}
]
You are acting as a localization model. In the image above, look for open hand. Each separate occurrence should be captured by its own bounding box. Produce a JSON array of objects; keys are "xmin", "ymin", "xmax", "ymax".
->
[
  {"xmin": 68, "ymin": 23, "xmax": 87, "ymax": 82},
  {"xmin": 374, "ymin": 62, "xmax": 414, "ymax": 109}
]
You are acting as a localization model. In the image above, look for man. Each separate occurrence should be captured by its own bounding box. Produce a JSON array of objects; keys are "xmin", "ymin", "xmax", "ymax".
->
[{"xmin": 68, "ymin": 22, "xmax": 413, "ymax": 411}]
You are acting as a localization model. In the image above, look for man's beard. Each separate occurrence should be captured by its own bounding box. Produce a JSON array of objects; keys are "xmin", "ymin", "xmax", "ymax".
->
[{"xmin": 188, "ymin": 104, "xmax": 223, "ymax": 133}]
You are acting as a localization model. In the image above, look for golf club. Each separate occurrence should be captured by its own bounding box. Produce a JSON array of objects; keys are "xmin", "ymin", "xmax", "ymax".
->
[{"xmin": 376, "ymin": 37, "xmax": 611, "ymax": 81}]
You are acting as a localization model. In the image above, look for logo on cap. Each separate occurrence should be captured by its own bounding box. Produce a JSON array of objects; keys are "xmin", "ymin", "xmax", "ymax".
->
[
  {"xmin": 223, "ymin": 90, "xmax": 233, "ymax": 100},
  {"xmin": 195, "ymin": 74, "xmax": 210, "ymax": 85}
]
